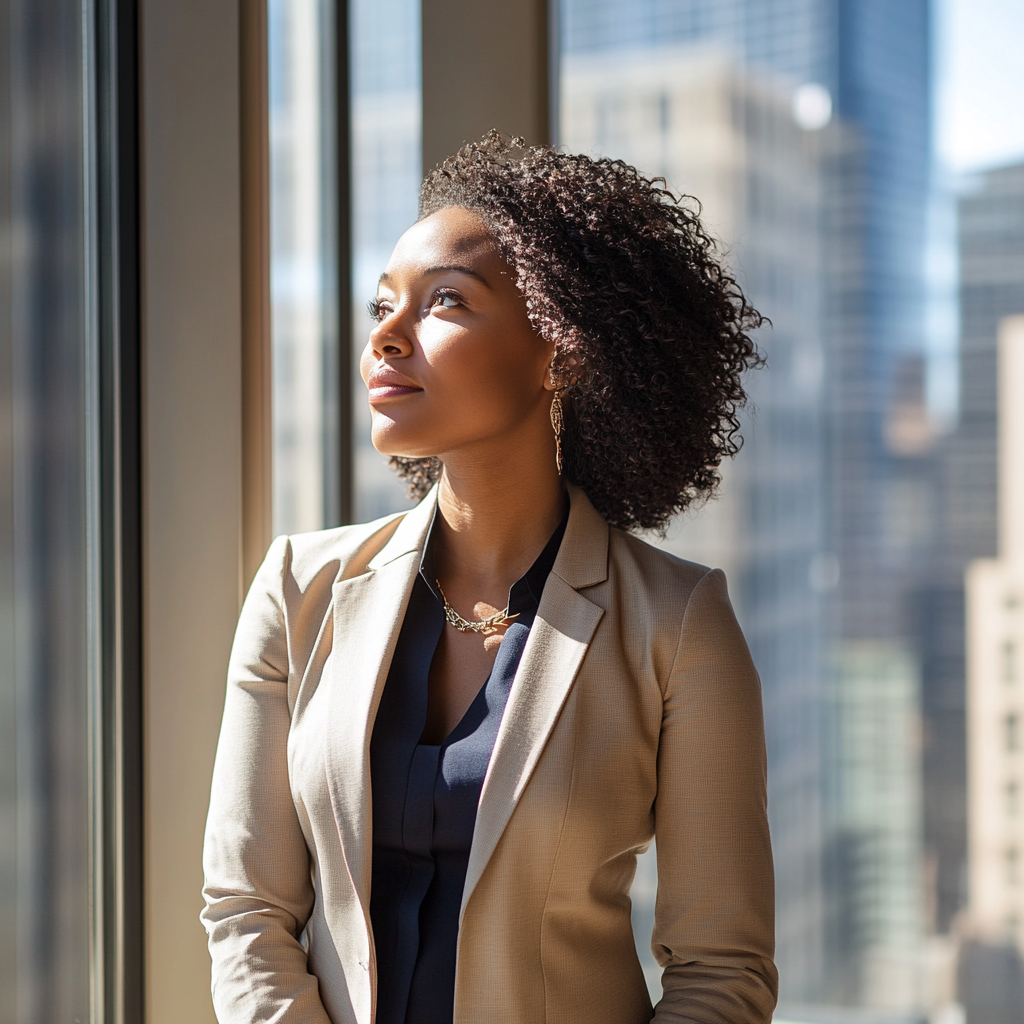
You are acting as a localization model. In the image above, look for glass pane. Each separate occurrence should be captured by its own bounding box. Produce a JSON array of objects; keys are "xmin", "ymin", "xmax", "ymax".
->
[
  {"xmin": 558, "ymin": 0, "xmax": 945, "ymax": 1018},
  {"xmin": 0, "ymin": 0, "xmax": 100, "ymax": 1020},
  {"xmin": 350, "ymin": 0, "xmax": 421, "ymax": 521},
  {"xmin": 269, "ymin": 0, "xmax": 341, "ymax": 534}
]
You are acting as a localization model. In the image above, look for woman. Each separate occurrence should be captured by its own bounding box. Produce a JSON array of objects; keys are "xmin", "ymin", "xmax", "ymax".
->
[{"xmin": 202, "ymin": 132, "xmax": 777, "ymax": 1024}]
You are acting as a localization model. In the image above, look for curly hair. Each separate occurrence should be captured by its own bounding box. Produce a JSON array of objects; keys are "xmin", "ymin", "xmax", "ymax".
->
[{"xmin": 389, "ymin": 131, "xmax": 764, "ymax": 533}]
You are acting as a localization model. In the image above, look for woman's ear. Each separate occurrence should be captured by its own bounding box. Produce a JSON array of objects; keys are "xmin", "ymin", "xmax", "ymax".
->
[{"xmin": 543, "ymin": 348, "xmax": 582, "ymax": 392}]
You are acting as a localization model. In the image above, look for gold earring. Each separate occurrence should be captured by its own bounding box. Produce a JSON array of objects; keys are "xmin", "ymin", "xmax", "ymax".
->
[{"xmin": 550, "ymin": 388, "xmax": 564, "ymax": 475}]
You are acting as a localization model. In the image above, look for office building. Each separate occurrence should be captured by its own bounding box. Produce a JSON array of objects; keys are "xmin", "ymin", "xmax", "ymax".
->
[
  {"xmin": 947, "ymin": 168, "xmax": 1024, "ymax": 581},
  {"xmin": 963, "ymin": 317, "xmax": 1024, "ymax": 1022},
  {"xmin": 927, "ymin": 162, "xmax": 1024, "ymax": 938}
]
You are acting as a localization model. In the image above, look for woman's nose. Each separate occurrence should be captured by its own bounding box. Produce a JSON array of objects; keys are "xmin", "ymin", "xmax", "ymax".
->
[{"xmin": 370, "ymin": 313, "xmax": 414, "ymax": 360}]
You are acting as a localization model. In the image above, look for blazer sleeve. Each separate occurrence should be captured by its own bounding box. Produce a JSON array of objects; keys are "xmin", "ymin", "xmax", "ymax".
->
[
  {"xmin": 200, "ymin": 536, "xmax": 333, "ymax": 1023},
  {"xmin": 651, "ymin": 567, "xmax": 779, "ymax": 1024}
]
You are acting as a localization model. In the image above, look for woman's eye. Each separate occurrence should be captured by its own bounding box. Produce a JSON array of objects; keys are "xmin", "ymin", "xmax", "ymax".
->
[
  {"xmin": 431, "ymin": 290, "xmax": 462, "ymax": 311},
  {"xmin": 367, "ymin": 297, "xmax": 391, "ymax": 322}
]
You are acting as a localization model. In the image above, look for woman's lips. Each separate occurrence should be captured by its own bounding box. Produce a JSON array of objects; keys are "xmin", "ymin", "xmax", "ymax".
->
[
  {"xmin": 367, "ymin": 366, "xmax": 422, "ymax": 402},
  {"xmin": 368, "ymin": 384, "xmax": 421, "ymax": 401}
]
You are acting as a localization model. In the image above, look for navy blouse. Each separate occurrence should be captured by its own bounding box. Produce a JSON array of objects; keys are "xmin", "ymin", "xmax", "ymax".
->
[{"xmin": 368, "ymin": 512, "xmax": 567, "ymax": 1024}]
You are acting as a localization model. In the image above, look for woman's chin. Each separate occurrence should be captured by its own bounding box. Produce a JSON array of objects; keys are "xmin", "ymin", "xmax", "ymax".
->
[{"xmin": 370, "ymin": 428, "xmax": 438, "ymax": 460}]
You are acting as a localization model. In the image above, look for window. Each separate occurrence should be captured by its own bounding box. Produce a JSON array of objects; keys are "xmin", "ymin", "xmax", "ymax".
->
[
  {"xmin": 0, "ymin": 0, "xmax": 141, "ymax": 1018},
  {"xmin": 269, "ymin": 0, "xmax": 342, "ymax": 533},
  {"xmin": 268, "ymin": 0, "xmax": 424, "ymax": 530},
  {"xmin": 349, "ymin": 0, "xmax": 422, "ymax": 521}
]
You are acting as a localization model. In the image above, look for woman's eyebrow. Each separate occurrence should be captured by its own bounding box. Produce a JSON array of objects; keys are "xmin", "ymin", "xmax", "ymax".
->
[
  {"xmin": 423, "ymin": 264, "xmax": 492, "ymax": 287},
  {"xmin": 377, "ymin": 265, "xmax": 493, "ymax": 289}
]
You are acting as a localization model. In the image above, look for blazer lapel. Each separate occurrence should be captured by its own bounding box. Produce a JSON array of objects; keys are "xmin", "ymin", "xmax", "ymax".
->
[
  {"xmin": 461, "ymin": 486, "xmax": 609, "ymax": 916},
  {"xmin": 322, "ymin": 490, "xmax": 437, "ymax": 917}
]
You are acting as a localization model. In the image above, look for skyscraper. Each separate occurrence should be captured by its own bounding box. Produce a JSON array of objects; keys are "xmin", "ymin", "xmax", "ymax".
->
[
  {"xmin": 963, "ymin": 317, "xmax": 1024, "ymax": 1024},
  {"xmin": 561, "ymin": 0, "xmax": 933, "ymax": 1011},
  {"xmin": 927, "ymin": 163, "xmax": 1024, "ymax": 940}
]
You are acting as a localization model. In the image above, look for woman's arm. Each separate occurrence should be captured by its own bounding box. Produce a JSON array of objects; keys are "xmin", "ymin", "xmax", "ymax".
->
[
  {"xmin": 651, "ymin": 567, "xmax": 778, "ymax": 1024},
  {"xmin": 201, "ymin": 537, "xmax": 332, "ymax": 1023}
]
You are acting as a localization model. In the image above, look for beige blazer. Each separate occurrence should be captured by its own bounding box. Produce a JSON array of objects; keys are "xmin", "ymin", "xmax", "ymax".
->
[{"xmin": 201, "ymin": 484, "xmax": 777, "ymax": 1024}]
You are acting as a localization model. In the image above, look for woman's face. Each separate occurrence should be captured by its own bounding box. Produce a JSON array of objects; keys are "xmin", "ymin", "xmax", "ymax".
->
[{"xmin": 360, "ymin": 206, "xmax": 554, "ymax": 462}]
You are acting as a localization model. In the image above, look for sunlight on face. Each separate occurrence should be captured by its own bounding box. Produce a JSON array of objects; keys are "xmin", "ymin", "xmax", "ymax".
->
[{"xmin": 361, "ymin": 206, "xmax": 554, "ymax": 463}]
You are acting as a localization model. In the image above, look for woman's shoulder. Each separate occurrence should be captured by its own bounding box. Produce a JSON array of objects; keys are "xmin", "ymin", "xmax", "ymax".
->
[
  {"xmin": 247, "ymin": 507, "xmax": 413, "ymax": 612},
  {"xmin": 608, "ymin": 526, "xmax": 719, "ymax": 594},
  {"xmin": 605, "ymin": 530, "xmax": 749, "ymax": 685},
  {"xmin": 605, "ymin": 527, "xmax": 736, "ymax": 633},
  {"xmin": 231, "ymin": 509, "xmax": 420, "ymax": 683},
  {"xmin": 287, "ymin": 509, "xmax": 411, "ymax": 579}
]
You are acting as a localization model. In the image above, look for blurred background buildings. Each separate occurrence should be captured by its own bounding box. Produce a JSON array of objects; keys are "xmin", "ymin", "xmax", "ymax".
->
[
  {"xmin": 962, "ymin": 317, "xmax": 1024, "ymax": 1024},
  {"xmin": 934, "ymin": 163, "xmax": 1024, "ymax": 1024}
]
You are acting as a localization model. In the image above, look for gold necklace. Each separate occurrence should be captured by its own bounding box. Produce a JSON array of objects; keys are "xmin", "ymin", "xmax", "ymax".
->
[{"xmin": 435, "ymin": 579, "xmax": 519, "ymax": 635}]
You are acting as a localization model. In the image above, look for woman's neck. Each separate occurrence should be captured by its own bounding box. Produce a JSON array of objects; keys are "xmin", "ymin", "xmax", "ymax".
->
[{"xmin": 432, "ymin": 448, "xmax": 567, "ymax": 596}]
